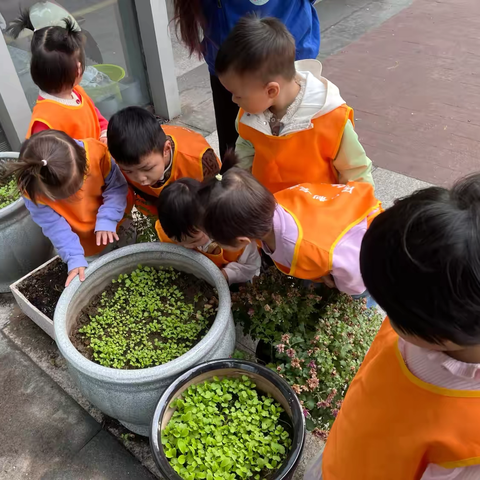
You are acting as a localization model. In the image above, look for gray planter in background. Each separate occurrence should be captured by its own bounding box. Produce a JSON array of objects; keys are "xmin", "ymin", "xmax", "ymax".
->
[
  {"xmin": 54, "ymin": 243, "xmax": 236, "ymax": 436},
  {"xmin": 0, "ymin": 152, "xmax": 53, "ymax": 292}
]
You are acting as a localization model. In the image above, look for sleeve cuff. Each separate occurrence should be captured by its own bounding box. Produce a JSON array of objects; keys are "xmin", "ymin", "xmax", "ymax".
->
[
  {"xmin": 100, "ymin": 130, "xmax": 107, "ymax": 138},
  {"xmin": 67, "ymin": 256, "xmax": 88, "ymax": 272},
  {"xmin": 95, "ymin": 219, "xmax": 118, "ymax": 233}
]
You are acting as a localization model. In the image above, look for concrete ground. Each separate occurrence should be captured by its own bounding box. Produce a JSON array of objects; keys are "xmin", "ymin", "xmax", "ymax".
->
[{"xmin": 1, "ymin": 0, "xmax": 460, "ymax": 477}]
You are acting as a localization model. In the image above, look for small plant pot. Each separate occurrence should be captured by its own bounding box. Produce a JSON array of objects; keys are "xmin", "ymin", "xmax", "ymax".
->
[
  {"xmin": 1, "ymin": 152, "xmax": 53, "ymax": 292},
  {"xmin": 150, "ymin": 359, "xmax": 306, "ymax": 480},
  {"xmin": 54, "ymin": 243, "xmax": 236, "ymax": 436},
  {"xmin": 10, "ymin": 256, "xmax": 64, "ymax": 339}
]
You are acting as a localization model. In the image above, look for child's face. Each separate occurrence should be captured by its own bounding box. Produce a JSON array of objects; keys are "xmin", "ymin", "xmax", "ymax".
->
[
  {"xmin": 216, "ymin": 237, "xmax": 251, "ymax": 252},
  {"xmin": 180, "ymin": 230, "xmax": 211, "ymax": 249},
  {"xmin": 219, "ymin": 71, "xmax": 279, "ymax": 115},
  {"xmin": 119, "ymin": 141, "xmax": 172, "ymax": 188}
]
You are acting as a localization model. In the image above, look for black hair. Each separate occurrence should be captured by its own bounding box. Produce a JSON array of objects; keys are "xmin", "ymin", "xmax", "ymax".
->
[
  {"xmin": 215, "ymin": 16, "xmax": 296, "ymax": 82},
  {"xmin": 157, "ymin": 178, "xmax": 203, "ymax": 242},
  {"xmin": 107, "ymin": 107, "xmax": 167, "ymax": 166},
  {"xmin": 361, "ymin": 173, "xmax": 480, "ymax": 346},
  {"xmin": 8, "ymin": 9, "xmax": 85, "ymax": 94},
  {"xmin": 1, "ymin": 130, "xmax": 87, "ymax": 204},
  {"xmin": 199, "ymin": 151, "xmax": 276, "ymax": 246}
]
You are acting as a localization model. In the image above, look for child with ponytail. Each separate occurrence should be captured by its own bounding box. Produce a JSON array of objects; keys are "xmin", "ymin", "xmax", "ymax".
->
[
  {"xmin": 3, "ymin": 131, "xmax": 128, "ymax": 286},
  {"xmin": 199, "ymin": 155, "xmax": 381, "ymax": 295},
  {"xmin": 156, "ymin": 174, "xmax": 261, "ymax": 285},
  {"xmin": 8, "ymin": 10, "xmax": 108, "ymax": 142}
]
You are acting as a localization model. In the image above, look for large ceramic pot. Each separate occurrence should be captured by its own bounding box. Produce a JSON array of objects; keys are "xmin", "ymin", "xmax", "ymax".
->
[
  {"xmin": 0, "ymin": 152, "xmax": 52, "ymax": 292},
  {"xmin": 151, "ymin": 359, "xmax": 306, "ymax": 480},
  {"xmin": 54, "ymin": 243, "xmax": 236, "ymax": 436}
]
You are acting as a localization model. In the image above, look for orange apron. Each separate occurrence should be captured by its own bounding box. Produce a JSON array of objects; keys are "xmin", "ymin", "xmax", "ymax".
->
[
  {"xmin": 238, "ymin": 105, "xmax": 353, "ymax": 193},
  {"xmin": 273, "ymin": 182, "xmax": 381, "ymax": 280},
  {"xmin": 27, "ymin": 85, "xmax": 101, "ymax": 140},
  {"xmin": 323, "ymin": 319, "xmax": 480, "ymax": 479},
  {"xmin": 130, "ymin": 125, "xmax": 219, "ymax": 216},
  {"xmin": 36, "ymin": 139, "xmax": 119, "ymax": 256},
  {"xmin": 155, "ymin": 220, "xmax": 243, "ymax": 268}
]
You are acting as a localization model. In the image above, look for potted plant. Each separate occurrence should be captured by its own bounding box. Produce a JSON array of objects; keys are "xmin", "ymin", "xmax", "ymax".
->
[
  {"xmin": 54, "ymin": 243, "xmax": 236, "ymax": 436},
  {"xmin": 0, "ymin": 152, "xmax": 53, "ymax": 292},
  {"xmin": 10, "ymin": 256, "xmax": 66, "ymax": 339},
  {"xmin": 150, "ymin": 359, "xmax": 305, "ymax": 480},
  {"xmin": 232, "ymin": 268, "xmax": 382, "ymax": 437}
]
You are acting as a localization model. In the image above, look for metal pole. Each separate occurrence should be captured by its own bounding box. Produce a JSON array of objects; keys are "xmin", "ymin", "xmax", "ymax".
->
[
  {"xmin": 134, "ymin": 0, "xmax": 181, "ymax": 119},
  {"xmin": 0, "ymin": 33, "xmax": 31, "ymax": 150}
]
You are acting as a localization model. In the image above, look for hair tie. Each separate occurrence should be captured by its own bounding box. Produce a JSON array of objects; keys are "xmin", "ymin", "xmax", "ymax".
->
[
  {"xmin": 215, "ymin": 174, "xmax": 222, "ymax": 181},
  {"xmin": 41, "ymin": 159, "xmax": 47, "ymax": 166}
]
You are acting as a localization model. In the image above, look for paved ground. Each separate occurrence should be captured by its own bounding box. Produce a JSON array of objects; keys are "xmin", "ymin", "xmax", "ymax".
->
[{"xmin": 323, "ymin": 0, "xmax": 480, "ymax": 185}]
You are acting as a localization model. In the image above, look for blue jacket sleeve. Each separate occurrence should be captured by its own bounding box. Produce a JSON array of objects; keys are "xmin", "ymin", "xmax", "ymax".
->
[
  {"xmin": 95, "ymin": 158, "xmax": 128, "ymax": 233},
  {"xmin": 24, "ymin": 198, "xmax": 87, "ymax": 272}
]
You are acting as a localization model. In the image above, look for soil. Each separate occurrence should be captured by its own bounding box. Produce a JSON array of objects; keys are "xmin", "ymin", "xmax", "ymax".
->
[
  {"xmin": 17, "ymin": 257, "xmax": 68, "ymax": 319},
  {"xmin": 71, "ymin": 268, "xmax": 217, "ymax": 367}
]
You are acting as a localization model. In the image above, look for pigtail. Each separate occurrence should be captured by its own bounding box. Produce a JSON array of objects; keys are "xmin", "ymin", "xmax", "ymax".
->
[
  {"xmin": 63, "ymin": 17, "xmax": 79, "ymax": 35},
  {"xmin": 1, "ymin": 131, "xmax": 87, "ymax": 204},
  {"xmin": 220, "ymin": 149, "xmax": 240, "ymax": 174},
  {"xmin": 0, "ymin": 157, "xmax": 46, "ymax": 204},
  {"xmin": 7, "ymin": 8, "xmax": 35, "ymax": 39}
]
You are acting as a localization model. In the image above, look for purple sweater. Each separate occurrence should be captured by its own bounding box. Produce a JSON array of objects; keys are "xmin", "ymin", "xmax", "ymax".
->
[{"xmin": 24, "ymin": 145, "xmax": 127, "ymax": 272}]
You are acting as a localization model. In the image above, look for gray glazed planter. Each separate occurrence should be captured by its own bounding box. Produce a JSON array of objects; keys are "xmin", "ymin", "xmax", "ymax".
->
[
  {"xmin": 54, "ymin": 243, "xmax": 236, "ymax": 436},
  {"xmin": 0, "ymin": 152, "xmax": 53, "ymax": 292}
]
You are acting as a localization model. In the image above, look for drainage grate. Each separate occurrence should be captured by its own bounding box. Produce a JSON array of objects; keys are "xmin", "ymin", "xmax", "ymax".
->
[{"xmin": 0, "ymin": 124, "xmax": 11, "ymax": 152}]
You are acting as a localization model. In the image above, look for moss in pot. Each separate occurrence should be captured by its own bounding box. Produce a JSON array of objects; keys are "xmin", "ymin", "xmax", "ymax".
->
[
  {"xmin": 151, "ymin": 360, "xmax": 305, "ymax": 480},
  {"xmin": 0, "ymin": 176, "xmax": 20, "ymax": 209}
]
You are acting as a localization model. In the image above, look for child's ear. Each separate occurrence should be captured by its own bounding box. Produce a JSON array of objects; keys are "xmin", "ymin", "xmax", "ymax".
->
[
  {"xmin": 236, "ymin": 237, "xmax": 252, "ymax": 248},
  {"xmin": 77, "ymin": 62, "xmax": 83, "ymax": 78},
  {"xmin": 163, "ymin": 140, "xmax": 172, "ymax": 161},
  {"xmin": 266, "ymin": 82, "xmax": 280, "ymax": 99}
]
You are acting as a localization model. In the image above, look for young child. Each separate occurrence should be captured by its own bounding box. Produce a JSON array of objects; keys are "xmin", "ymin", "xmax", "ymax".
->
[
  {"xmin": 199, "ymin": 160, "xmax": 381, "ymax": 295},
  {"xmin": 4, "ymin": 130, "xmax": 128, "ymax": 287},
  {"xmin": 156, "ymin": 177, "xmax": 261, "ymax": 285},
  {"xmin": 215, "ymin": 16, "xmax": 374, "ymax": 194},
  {"xmin": 8, "ymin": 10, "xmax": 108, "ymax": 142},
  {"xmin": 310, "ymin": 174, "xmax": 480, "ymax": 480},
  {"xmin": 107, "ymin": 106, "xmax": 221, "ymax": 216}
]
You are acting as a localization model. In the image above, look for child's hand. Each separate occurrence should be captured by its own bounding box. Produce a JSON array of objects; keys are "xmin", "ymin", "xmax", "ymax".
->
[
  {"xmin": 96, "ymin": 230, "xmax": 119, "ymax": 246},
  {"xmin": 66, "ymin": 267, "xmax": 86, "ymax": 287},
  {"xmin": 99, "ymin": 136, "xmax": 108, "ymax": 145}
]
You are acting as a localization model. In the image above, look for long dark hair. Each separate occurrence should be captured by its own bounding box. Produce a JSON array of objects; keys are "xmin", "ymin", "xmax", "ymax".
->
[
  {"xmin": 199, "ymin": 151, "xmax": 276, "ymax": 246},
  {"xmin": 173, "ymin": 0, "xmax": 206, "ymax": 57},
  {"xmin": 1, "ymin": 130, "xmax": 87, "ymax": 204},
  {"xmin": 8, "ymin": 8, "xmax": 86, "ymax": 94}
]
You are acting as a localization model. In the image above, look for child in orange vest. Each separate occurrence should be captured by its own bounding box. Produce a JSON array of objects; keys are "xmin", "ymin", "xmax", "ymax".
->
[
  {"xmin": 4, "ymin": 130, "xmax": 128, "ymax": 287},
  {"xmin": 198, "ymin": 159, "xmax": 381, "ymax": 295},
  {"xmin": 107, "ymin": 107, "xmax": 221, "ymax": 216},
  {"xmin": 8, "ymin": 10, "xmax": 108, "ymax": 142},
  {"xmin": 156, "ymin": 177, "xmax": 261, "ymax": 284},
  {"xmin": 308, "ymin": 174, "xmax": 480, "ymax": 480},
  {"xmin": 215, "ymin": 16, "xmax": 374, "ymax": 194}
]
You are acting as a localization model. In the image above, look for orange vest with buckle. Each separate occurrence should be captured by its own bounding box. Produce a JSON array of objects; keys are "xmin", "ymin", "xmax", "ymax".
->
[
  {"xmin": 273, "ymin": 182, "xmax": 381, "ymax": 280},
  {"xmin": 155, "ymin": 220, "xmax": 243, "ymax": 268},
  {"xmin": 35, "ymin": 139, "xmax": 120, "ymax": 256},
  {"xmin": 130, "ymin": 125, "xmax": 219, "ymax": 216},
  {"xmin": 238, "ymin": 105, "xmax": 354, "ymax": 193},
  {"xmin": 323, "ymin": 319, "xmax": 480, "ymax": 479},
  {"xmin": 27, "ymin": 86, "xmax": 101, "ymax": 140}
]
